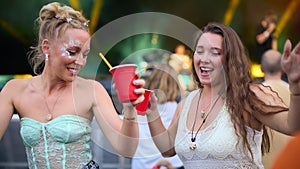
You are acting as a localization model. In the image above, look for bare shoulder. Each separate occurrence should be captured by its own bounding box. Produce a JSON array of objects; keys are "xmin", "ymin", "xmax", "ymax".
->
[
  {"xmin": 1, "ymin": 78, "xmax": 29, "ymax": 94},
  {"xmin": 74, "ymin": 77, "xmax": 107, "ymax": 93},
  {"xmin": 173, "ymin": 91, "xmax": 191, "ymax": 118},
  {"xmin": 0, "ymin": 78, "xmax": 32, "ymax": 105},
  {"xmin": 177, "ymin": 95, "xmax": 187, "ymax": 109}
]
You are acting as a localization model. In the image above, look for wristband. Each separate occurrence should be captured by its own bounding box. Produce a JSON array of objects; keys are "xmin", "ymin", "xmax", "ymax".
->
[
  {"xmin": 122, "ymin": 110, "xmax": 136, "ymax": 121},
  {"xmin": 124, "ymin": 116, "xmax": 136, "ymax": 121}
]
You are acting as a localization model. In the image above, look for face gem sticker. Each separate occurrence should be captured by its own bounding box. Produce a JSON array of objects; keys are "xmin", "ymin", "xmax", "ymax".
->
[
  {"xmin": 59, "ymin": 40, "xmax": 84, "ymax": 58},
  {"xmin": 60, "ymin": 43, "xmax": 70, "ymax": 57},
  {"xmin": 60, "ymin": 47, "xmax": 67, "ymax": 57},
  {"xmin": 69, "ymin": 40, "xmax": 74, "ymax": 46}
]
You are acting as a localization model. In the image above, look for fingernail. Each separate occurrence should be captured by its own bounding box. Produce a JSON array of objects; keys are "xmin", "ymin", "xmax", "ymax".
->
[{"xmin": 133, "ymin": 80, "xmax": 137, "ymax": 85}]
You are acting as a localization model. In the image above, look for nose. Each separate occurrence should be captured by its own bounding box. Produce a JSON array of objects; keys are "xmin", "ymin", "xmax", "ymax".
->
[
  {"xmin": 75, "ymin": 59, "xmax": 83, "ymax": 66},
  {"xmin": 74, "ymin": 54, "xmax": 86, "ymax": 66},
  {"xmin": 199, "ymin": 52, "xmax": 210, "ymax": 63},
  {"xmin": 75, "ymin": 58, "xmax": 84, "ymax": 66}
]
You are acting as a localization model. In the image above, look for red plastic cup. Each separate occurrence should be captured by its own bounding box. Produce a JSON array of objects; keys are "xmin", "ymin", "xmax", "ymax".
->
[
  {"xmin": 109, "ymin": 64, "xmax": 139, "ymax": 103},
  {"xmin": 136, "ymin": 89, "xmax": 153, "ymax": 115}
]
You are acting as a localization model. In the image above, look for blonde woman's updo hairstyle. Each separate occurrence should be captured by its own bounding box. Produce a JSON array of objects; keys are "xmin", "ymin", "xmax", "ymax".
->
[{"xmin": 28, "ymin": 2, "xmax": 90, "ymax": 75}]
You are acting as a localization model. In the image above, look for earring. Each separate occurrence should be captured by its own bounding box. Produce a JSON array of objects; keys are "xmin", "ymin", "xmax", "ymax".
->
[{"xmin": 45, "ymin": 54, "xmax": 49, "ymax": 61}]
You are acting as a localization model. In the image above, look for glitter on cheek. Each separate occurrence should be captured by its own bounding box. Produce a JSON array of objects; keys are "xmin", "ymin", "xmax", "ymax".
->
[
  {"xmin": 59, "ymin": 40, "xmax": 85, "ymax": 59},
  {"xmin": 60, "ymin": 47, "xmax": 71, "ymax": 58},
  {"xmin": 59, "ymin": 43, "xmax": 74, "ymax": 58},
  {"xmin": 60, "ymin": 43, "xmax": 70, "ymax": 57},
  {"xmin": 60, "ymin": 47, "xmax": 67, "ymax": 57}
]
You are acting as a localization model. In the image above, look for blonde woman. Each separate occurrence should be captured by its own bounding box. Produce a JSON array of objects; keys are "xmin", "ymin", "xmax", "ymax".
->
[{"xmin": 0, "ymin": 2, "xmax": 145, "ymax": 168}]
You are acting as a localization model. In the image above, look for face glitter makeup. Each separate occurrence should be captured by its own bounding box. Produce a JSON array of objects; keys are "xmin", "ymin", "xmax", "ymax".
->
[
  {"xmin": 60, "ymin": 47, "xmax": 67, "ymax": 57},
  {"xmin": 69, "ymin": 40, "xmax": 74, "ymax": 46},
  {"xmin": 59, "ymin": 39, "xmax": 85, "ymax": 58}
]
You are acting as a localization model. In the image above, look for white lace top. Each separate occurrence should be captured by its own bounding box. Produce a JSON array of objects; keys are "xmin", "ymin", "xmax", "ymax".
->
[{"xmin": 175, "ymin": 90, "xmax": 264, "ymax": 169}]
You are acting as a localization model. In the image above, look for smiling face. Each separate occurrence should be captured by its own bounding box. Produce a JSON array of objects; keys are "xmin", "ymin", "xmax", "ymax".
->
[
  {"xmin": 43, "ymin": 28, "xmax": 90, "ymax": 81},
  {"xmin": 193, "ymin": 32, "xmax": 225, "ymax": 87}
]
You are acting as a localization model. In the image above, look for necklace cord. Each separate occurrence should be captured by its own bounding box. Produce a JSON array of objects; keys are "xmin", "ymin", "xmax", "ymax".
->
[
  {"xmin": 191, "ymin": 90, "xmax": 223, "ymax": 142},
  {"xmin": 191, "ymin": 90, "xmax": 202, "ymax": 141}
]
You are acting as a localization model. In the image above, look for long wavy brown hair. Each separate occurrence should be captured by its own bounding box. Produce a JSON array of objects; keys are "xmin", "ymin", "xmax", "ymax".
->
[{"xmin": 191, "ymin": 23, "xmax": 288, "ymax": 158}]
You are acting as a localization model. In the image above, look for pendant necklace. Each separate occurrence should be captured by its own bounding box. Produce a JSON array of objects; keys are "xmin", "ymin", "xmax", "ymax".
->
[
  {"xmin": 190, "ymin": 89, "xmax": 222, "ymax": 150},
  {"xmin": 44, "ymin": 88, "xmax": 65, "ymax": 121},
  {"xmin": 200, "ymin": 93, "xmax": 212, "ymax": 118}
]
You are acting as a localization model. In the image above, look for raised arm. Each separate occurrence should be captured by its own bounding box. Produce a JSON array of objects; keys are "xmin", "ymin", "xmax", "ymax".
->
[
  {"xmin": 281, "ymin": 40, "xmax": 300, "ymax": 133},
  {"xmin": 252, "ymin": 40, "xmax": 300, "ymax": 135},
  {"xmin": 256, "ymin": 23, "xmax": 276, "ymax": 44},
  {"xmin": 92, "ymin": 79, "xmax": 144, "ymax": 157},
  {"xmin": 146, "ymin": 94, "xmax": 181, "ymax": 157}
]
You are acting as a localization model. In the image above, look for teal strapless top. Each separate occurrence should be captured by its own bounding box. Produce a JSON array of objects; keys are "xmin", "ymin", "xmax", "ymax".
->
[{"xmin": 20, "ymin": 115, "xmax": 92, "ymax": 169}]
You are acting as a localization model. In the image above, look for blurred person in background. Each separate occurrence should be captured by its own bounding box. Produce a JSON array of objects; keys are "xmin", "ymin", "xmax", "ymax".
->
[
  {"xmin": 169, "ymin": 44, "xmax": 195, "ymax": 92},
  {"xmin": 260, "ymin": 49, "xmax": 291, "ymax": 168},
  {"xmin": 132, "ymin": 64, "xmax": 184, "ymax": 169},
  {"xmin": 255, "ymin": 10, "xmax": 278, "ymax": 63}
]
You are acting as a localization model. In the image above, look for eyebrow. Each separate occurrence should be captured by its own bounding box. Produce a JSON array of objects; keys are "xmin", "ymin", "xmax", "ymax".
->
[
  {"xmin": 196, "ymin": 46, "xmax": 222, "ymax": 50},
  {"xmin": 211, "ymin": 47, "xmax": 222, "ymax": 51}
]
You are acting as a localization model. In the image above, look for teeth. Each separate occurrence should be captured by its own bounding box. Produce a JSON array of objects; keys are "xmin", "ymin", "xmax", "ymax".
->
[
  {"xmin": 200, "ymin": 67, "xmax": 213, "ymax": 72},
  {"xmin": 201, "ymin": 67, "xmax": 212, "ymax": 70},
  {"xmin": 68, "ymin": 68, "xmax": 78, "ymax": 73}
]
